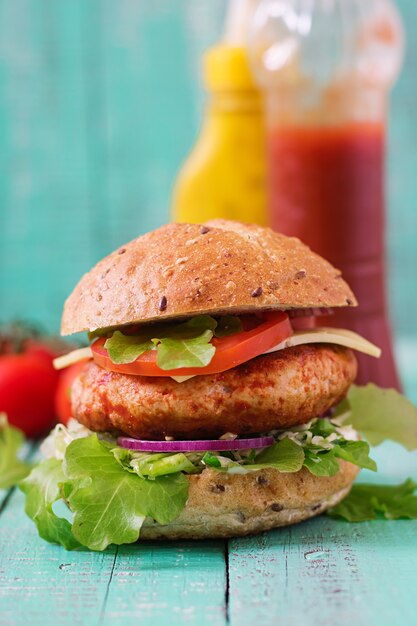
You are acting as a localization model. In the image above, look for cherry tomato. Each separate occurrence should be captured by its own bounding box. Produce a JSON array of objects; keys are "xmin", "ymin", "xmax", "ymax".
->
[
  {"xmin": 91, "ymin": 312, "xmax": 293, "ymax": 377},
  {"xmin": 0, "ymin": 354, "xmax": 59, "ymax": 437},
  {"xmin": 54, "ymin": 360, "xmax": 89, "ymax": 425}
]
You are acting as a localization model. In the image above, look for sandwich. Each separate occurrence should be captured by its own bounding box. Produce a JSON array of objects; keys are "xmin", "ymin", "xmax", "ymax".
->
[{"xmin": 21, "ymin": 220, "xmax": 388, "ymax": 551}]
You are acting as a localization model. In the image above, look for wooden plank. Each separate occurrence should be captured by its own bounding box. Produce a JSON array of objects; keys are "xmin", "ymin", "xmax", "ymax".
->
[
  {"xmin": 228, "ymin": 516, "xmax": 417, "ymax": 626},
  {"xmin": 228, "ymin": 357, "xmax": 417, "ymax": 625},
  {"xmin": 0, "ymin": 487, "xmax": 227, "ymax": 626},
  {"xmin": 0, "ymin": 443, "xmax": 120, "ymax": 626},
  {"xmin": 100, "ymin": 541, "xmax": 227, "ymax": 626},
  {"xmin": 0, "ymin": 485, "xmax": 119, "ymax": 626}
]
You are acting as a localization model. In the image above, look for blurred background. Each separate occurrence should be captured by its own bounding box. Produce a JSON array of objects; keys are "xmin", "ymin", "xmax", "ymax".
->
[{"xmin": 0, "ymin": 0, "xmax": 415, "ymax": 364}]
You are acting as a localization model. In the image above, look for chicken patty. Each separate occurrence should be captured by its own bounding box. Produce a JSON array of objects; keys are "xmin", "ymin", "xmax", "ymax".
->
[{"xmin": 71, "ymin": 344, "xmax": 357, "ymax": 439}]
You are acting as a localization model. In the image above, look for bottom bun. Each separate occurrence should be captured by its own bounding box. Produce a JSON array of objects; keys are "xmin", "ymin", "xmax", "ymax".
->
[{"xmin": 141, "ymin": 461, "xmax": 359, "ymax": 540}]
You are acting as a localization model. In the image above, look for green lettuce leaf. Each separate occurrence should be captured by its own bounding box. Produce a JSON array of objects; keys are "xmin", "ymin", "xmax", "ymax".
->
[
  {"xmin": 303, "ymin": 449, "xmax": 341, "ymax": 477},
  {"xmin": 255, "ymin": 438, "xmax": 305, "ymax": 472},
  {"xmin": 202, "ymin": 451, "xmax": 222, "ymax": 468},
  {"xmin": 309, "ymin": 418, "xmax": 337, "ymax": 437},
  {"xmin": 104, "ymin": 331, "xmax": 154, "ymax": 364},
  {"xmin": 303, "ymin": 441, "xmax": 376, "ymax": 477},
  {"xmin": 334, "ymin": 441, "xmax": 377, "ymax": 471},
  {"xmin": 19, "ymin": 458, "xmax": 81, "ymax": 550},
  {"xmin": 338, "ymin": 384, "xmax": 417, "ymax": 450},
  {"xmin": 63, "ymin": 435, "xmax": 188, "ymax": 551},
  {"xmin": 328, "ymin": 479, "xmax": 417, "ymax": 522},
  {"xmin": 157, "ymin": 330, "xmax": 215, "ymax": 370},
  {"xmin": 0, "ymin": 417, "xmax": 32, "ymax": 489}
]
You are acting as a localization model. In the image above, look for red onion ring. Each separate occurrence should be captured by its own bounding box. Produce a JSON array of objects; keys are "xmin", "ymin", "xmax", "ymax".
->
[{"xmin": 117, "ymin": 436, "xmax": 275, "ymax": 452}]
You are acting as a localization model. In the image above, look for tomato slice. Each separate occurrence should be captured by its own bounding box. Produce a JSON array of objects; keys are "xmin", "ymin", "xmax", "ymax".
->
[{"xmin": 91, "ymin": 312, "xmax": 292, "ymax": 377}]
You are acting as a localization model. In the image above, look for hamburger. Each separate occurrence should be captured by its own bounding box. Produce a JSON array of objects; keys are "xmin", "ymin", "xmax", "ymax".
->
[{"xmin": 22, "ymin": 220, "xmax": 384, "ymax": 551}]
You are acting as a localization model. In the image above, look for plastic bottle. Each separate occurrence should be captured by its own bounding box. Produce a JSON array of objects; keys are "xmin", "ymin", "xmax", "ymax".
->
[
  {"xmin": 172, "ymin": 0, "xmax": 267, "ymax": 225},
  {"xmin": 249, "ymin": 0, "xmax": 404, "ymax": 389}
]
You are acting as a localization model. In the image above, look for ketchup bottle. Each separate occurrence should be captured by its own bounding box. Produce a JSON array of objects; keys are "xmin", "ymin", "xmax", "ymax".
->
[{"xmin": 249, "ymin": 0, "xmax": 404, "ymax": 389}]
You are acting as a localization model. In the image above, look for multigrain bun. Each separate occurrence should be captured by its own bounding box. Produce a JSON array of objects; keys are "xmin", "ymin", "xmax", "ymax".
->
[
  {"xmin": 140, "ymin": 461, "xmax": 359, "ymax": 540},
  {"xmin": 61, "ymin": 220, "xmax": 357, "ymax": 335}
]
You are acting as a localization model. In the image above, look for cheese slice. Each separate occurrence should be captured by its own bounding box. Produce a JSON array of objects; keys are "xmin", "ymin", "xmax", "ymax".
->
[
  {"xmin": 169, "ymin": 375, "xmax": 195, "ymax": 383},
  {"xmin": 53, "ymin": 347, "xmax": 93, "ymax": 370},
  {"xmin": 264, "ymin": 327, "xmax": 381, "ymax": 358},
  {"xmin": 53, "ymin": 328, "xmax": 381, "ymax": 382}
]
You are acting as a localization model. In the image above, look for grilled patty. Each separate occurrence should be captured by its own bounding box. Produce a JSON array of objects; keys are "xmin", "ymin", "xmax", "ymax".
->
[{"xmin": 71, "ymin": 344, "xmax": 357, "ymax": 439}]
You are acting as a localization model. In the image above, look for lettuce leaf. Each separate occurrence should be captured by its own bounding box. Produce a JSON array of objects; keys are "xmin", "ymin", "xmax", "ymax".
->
[
  {"xmin": 328, "ymin": 479, "xmax": 417, "ymax": 521},
  {"xmin": 0, "ymin": 416, "xmax": 32, "ymax": 489},
  {"xmin": 104, "ymin": 331, "xmax": 154, "ymax": 364},
  {"xmin": 334, "ymin": 441, "xmax": 377, "ymax": 471},
  {"xmin": 63, "ymin": 436, "xmax": 188, "ymax": 551},
  {"xmin": 19, "ymin": 458, "xmax": 81, "ymax": 550},
  {"xmin": 202, "ymin": 451, "xmax": 222, "ymax": 468},
  {"xmin": 303, "ymin": 441, "xmax": 376, "ymax": 477},
  {"xmin": 254, "ymin": 438, "xmax": 305, "ymax": 472},
  {"xmin": 303, "ymin": 449, "xmax": 341, "ymax": 477},
  {"xmin": 157, "ymin": 330, "xmax": 215, "ymax": 370},
  {"xmin": 337, "ymin": 384, "xmax": 417, "ymax": 450},
  {"xmin": 103, "ymin": 315, "xmax": 243, "ymax": 369}
]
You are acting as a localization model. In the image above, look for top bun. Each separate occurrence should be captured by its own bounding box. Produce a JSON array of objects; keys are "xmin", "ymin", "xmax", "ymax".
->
[{"xmin": 61, "ymin": 220, "xmax": 357, "ymax": 335}]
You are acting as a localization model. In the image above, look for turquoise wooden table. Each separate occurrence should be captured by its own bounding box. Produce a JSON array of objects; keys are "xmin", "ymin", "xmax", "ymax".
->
[
  {"xmin": 1, "ymin": 1, "xmax": 417, "ymax": 624},
  {"xmin": 0, "ymin": 344, "xmax": 416, "ymax": 626}
]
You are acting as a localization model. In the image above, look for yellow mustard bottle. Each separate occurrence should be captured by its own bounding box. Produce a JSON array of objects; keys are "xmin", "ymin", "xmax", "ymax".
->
[{"xmin": 172, "ymin": 45, "xmax": 267, "ymax": 225}]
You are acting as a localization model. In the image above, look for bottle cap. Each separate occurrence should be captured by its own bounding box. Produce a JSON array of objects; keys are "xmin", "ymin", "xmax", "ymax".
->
[{"xmin": 204, "ymin": 45, "xmax": 256, "ymax": 91}]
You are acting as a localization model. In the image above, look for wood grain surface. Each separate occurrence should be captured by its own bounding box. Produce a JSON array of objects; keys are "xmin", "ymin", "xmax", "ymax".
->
[
  {"xmin": 228, "ymin": 518, "xmax": 417, "ymax": 626},
  {"xmin": 0, "ymin": 2, "xmax": 416, "ymax": 625}
]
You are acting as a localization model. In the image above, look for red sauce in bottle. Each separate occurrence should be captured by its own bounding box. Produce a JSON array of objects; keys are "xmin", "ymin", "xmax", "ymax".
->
[{"xmin": 268, "ymin": 122, "xmax": 401, "ymax": 389}]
